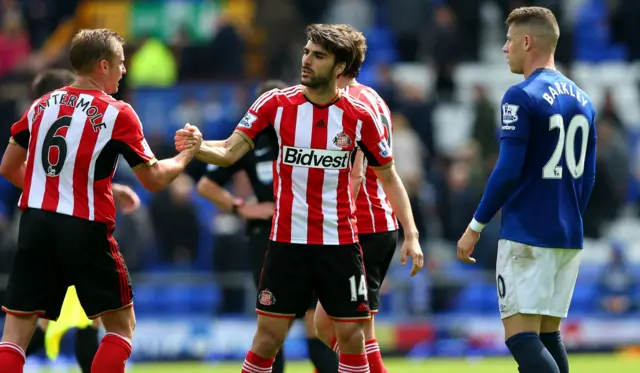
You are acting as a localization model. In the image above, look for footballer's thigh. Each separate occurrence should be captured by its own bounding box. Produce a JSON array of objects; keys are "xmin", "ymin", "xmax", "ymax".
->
[
  {"xmin": 256, "ymin": 241, "xmax": 315, "ymax": 319},
  {"xmin": 56, "ymin": 217, "xmax": 133, "ymax": 325},
  {"xmin": 496, "ymin": 240, "xmax": 551, "ymax": 337},
  {"xmin": 313, "ymin": 243, "xmax": 370, "ymax": 353},
  {"xmin": 359, "ymin": 230, "xmax": 398, "ymax": 314},
  {"xmin": 252, "ymin": 241, "xmax": 314, "ymax": 357},
  {"xmin": 2, "ymin": 209, "xmax": 69, "ymax": 322},
  {"xmin": 543, "ymin": 247, "xmax": 582, "ymax": 331},
  {"xmin": 247, "ymin": 222, "xmax": 272, "ymax": 289},
  {"xmin": 313, "ymin": 243, "xmax": 370, "ymax": 322}
]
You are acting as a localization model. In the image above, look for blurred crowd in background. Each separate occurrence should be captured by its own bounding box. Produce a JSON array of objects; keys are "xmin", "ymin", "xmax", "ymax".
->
[{"xmin": 0, "ymin": 0, "xmax": 639, "ymax": 321}]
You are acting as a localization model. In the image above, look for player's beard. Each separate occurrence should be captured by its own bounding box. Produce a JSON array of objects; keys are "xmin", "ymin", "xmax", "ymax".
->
[{"xmin": 300, "ymin": 70, "xmax": 332, "ymax": 89}]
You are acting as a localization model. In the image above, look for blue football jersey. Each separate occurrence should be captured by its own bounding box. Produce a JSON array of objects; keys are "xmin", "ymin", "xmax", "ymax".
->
[{"xmin": 498, "ymin": 68, "xmax": 597, "ymax": 249}]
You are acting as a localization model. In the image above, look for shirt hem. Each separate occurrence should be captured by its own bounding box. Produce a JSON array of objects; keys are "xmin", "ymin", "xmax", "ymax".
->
[
  {"xmin": 498, "ymin": 235, "xmax": 583, "ymax": 250},
  {"xmin": 269, "ymin": 238, "xmax": 358, "ymax": 245},
  {"xmin": 356, "ymin": 227, "xmax": 399, "ymax": 235}
]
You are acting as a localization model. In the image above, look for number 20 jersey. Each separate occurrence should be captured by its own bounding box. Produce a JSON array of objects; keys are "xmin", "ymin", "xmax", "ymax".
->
[
  {"xmin": 9, "ymin": 87, "xmax": 156, "ymax": 230},
  {"xmin": 499, "ymin": 68, "xmax": 596, "ymax": 249}
]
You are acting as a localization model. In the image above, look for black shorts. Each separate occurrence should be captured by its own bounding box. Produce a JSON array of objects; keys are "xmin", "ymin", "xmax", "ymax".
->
[
  {"xmin": 359, "ymin": 230, "xmax": 398, "ymax": 313},
  {"xmin": 247, "ymin": 222, "xmax": 317, "ymax": 317},
  {"xmin": 2, "ymin": 208, "xmax": 132, "ymax": 321},
  {"xmin": 256, "ymin": 241, "xmax": 369, "ymax": 322}
]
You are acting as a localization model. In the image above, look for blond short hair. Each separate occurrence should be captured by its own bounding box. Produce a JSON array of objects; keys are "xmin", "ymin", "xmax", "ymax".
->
[
  {"xmin": 506, "ymin": 7, "xmax": 559, "ymax": 51},
  {"xmin": 70, "ymin": 29, "xmax": 125, "ymax": 73}
]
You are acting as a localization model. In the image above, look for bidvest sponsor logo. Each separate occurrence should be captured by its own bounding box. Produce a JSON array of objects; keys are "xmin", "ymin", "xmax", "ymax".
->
[{"xmin": 282, "ymin": 146, "xmax": 350, "ymax": 169}]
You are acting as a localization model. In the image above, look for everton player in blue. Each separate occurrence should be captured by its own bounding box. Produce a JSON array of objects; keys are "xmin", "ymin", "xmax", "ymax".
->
[{"xmin": 457, "ymin": 7, "xmax": 596, "ymax": 373}]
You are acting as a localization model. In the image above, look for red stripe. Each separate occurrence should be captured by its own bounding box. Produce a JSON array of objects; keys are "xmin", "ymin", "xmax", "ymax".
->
[
  {"xmin": 72, "ymin": 99, "xmax": 107, "ymax": 219},
  {"xmin": 20, "ymin": 106, "xmax": 46, "ymax": 209},
  {"xmin": 93, "ymin": 177, "xmax": 116, "ymax": 230},
  {"xmin": 271, "ymin": 105, "xmax": 298, "ymax": 243},
  {"xmin": 107, "ymin": 233, "xmax": 129, "ymax": 306},
  {"xmin": 41, "ymin": 105, "xmax": 74, "ymax": 211},
  {"xmin": 255, "ymin": 310, "xmax": 296, "ymax": 319},
  {"xmin": 306, "ymin": 106, "xmax": 328, "ymax": 243},
  {"xmin": 337, "ymin": 114, "xmax": 358, "ymax": 245},
  {"xmin": 75, "ymin": 98, "xmax": 110, "ymax": 218}
]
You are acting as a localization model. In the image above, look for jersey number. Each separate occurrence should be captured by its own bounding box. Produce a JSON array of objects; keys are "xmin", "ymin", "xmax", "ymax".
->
[
  {"xmin": 349, "ymin": 275, "xmax": 368, "ymax": 301},
  {"xmin": 542, "ymin": 114, "xmax": 589, "ymax": 179},
  {"xmin": 42, "ymin": 116, "xmax": 72, "ymax": 177}
]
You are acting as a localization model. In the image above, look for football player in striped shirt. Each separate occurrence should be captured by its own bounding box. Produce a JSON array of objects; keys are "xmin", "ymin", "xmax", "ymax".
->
[
  {"xmin": 196, "ymin": 80, "xmax": 338, "ymax": 373},
  {"xmin": 0, "ymin": 29, "xmax": 202, "ymax": 373},
  {"xmin": 177, "ymin": 24, "xmax": 424, "ymax": 373},
  {"xmin": 20, "ymin": 69, "xmax": 140, "ymax": 373}
]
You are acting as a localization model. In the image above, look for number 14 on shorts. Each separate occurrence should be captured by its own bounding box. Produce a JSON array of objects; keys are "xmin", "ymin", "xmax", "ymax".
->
[{"xmin": 349, "ymin": 275, "xmax": 368, "ymax": 301}]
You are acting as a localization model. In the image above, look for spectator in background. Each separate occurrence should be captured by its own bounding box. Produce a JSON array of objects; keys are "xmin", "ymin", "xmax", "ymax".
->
[
  {"xmin": 392, "ymin": 113, "xmax": 427, "ymax": 240},
  {"xmin": 398, "ymin": 84, "xmax": 436, "ymax": 167},
  {"xmin": 254, "ymin": 0, "xmax": 303, "ymax": 79},
  {"xmin": 471, "ymin": 85, "xmax": 499, "ymax": 175},
  {"xmin": 325, "ymin": 0, "xmax": 373, "ymax": 33},
  {"xmin": 374, "ymin": 64, "xmax": 399, "ymax": 111},
  {"xmin": 386, "ymin": 0, "xmax": 431, "ymax": 62},
  {"xmin": 441, "ymin": 160, "xmax": 480, "ymax": 243},
  {"xmin": 584, "ymin": 118, "xmax": 628, "ymax": 237},
  {"xmin": 128, "ymin": 35, "xmax": 177, "ymax": 88},
  {"xmin": 0, "ymin": 2, "xmax": 30, "ymax": 77},
  {"xmin": 597, "ymin": 242, "xmax": 638, "ymax": 315},
  {"xmin": 598, "ymin": 88, "xmax": 624, "ymax": 131},
  {"xmin": 150, "ymin": 173, "xmax": 200, "ymax": 265},
  {"xmin": 429, "ymin": 4, "xmax": 459, "ymax": 101},
  {"xmin": 208, "ymin": 15, "xmax": 245, "ymax": 80}
]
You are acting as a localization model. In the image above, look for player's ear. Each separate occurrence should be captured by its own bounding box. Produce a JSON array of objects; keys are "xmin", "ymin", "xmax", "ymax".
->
[
  {"xmin": 335, "ymin": 61, "xmax": 346, "ymax": 77},
  {"xmin": 523, "ymin": 34, "xmax": 532, "ymax": 52},
  {"xmin": 99, "ymin": 59, "xmax": 109, "ymax": 73}
]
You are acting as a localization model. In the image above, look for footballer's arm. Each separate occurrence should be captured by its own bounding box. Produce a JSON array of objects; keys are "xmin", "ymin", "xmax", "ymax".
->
[
  {"xmin": 373, "ymin": 163, "xmax": 419, "ymax": 240},
  {"xmin": 134, "ymin": 125, "xmax": 202, "ymax": 192},
  {"xmin": 195, "ymin": 131, "xmax": 253, "ymax": 167},
  {"xmin": 197, "ymin": 177, "xmax": 237, "ymax": 211},
  {"xmin": 133, "ymin": 150, "xmax": 196, "ymax": 192},
  {"xmin": 0, "ymin": 142, "xmax": 27, "ymax": 188}
]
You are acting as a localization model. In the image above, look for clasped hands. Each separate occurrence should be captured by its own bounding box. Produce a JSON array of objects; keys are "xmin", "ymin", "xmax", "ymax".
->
[{"xmin": 174, "ymin": 123, "xmax": 203, "ymax": 153}]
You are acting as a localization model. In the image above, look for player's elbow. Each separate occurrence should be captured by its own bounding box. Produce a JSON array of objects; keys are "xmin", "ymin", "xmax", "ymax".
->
[
  {"xmin": 139, "ymin": 178, "xmax": 163, "ymax": 193},
  {"xmin": 136, "ymin": 170, "xmax": 164, "ymax": 193},
  {"xmin": 218, "ymin": 157, "xmax": 233, "ymax": 168},
  {"xmin": 0, "ymin": 163, "xmax": 9, "ymax": 179},
  {"xmin": 0, "ymin": 160, "xmax": 17, "ymax": 182}
]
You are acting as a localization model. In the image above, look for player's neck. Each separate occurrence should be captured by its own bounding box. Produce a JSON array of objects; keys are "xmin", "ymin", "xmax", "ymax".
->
[
  {"xmin": 338, "ymin": 77, "xmax": 357, "ymax": 89},
  {"xmin": 303, "ymin": 85, "xmax": 340, "ymax": 106},
  {"xmin": 71, "ymin": 76, "xmax": 106, "ymax": 92},
  {"xmin": 523, "ymin": 55, "xmax": 556, "ymax": 79}
]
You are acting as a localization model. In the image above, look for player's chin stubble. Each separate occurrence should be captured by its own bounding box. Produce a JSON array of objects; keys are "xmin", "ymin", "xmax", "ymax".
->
[{"xmin": 301, "ymin": 74, "xmax": 330, "ymax": 89}]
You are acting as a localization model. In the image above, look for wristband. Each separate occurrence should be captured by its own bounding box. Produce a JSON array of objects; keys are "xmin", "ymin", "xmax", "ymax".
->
[{"xmin": 469, "ymin": 218, "xmax": 486, "ymax": 233}]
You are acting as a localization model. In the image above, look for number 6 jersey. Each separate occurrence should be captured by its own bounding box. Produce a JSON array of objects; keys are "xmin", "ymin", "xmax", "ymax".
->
[
  {"xmin": 9, "ymin": 87, "xmax": 156, "ymax": 230},
  {"xmin": 478, "ymin": 68, "xmax": 597, "ymax": 249}
]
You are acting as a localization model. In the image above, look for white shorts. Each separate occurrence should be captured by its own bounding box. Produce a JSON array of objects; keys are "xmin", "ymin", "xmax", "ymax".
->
[{"xmin": 496, "ymin": 239, "xmax": 581, "ymax": 319}]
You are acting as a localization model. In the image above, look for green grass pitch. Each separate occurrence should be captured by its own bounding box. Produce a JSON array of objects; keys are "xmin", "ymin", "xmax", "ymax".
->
[{"xmin": 40, "ymin": 354, "xmax": 640, "ymax": 373}]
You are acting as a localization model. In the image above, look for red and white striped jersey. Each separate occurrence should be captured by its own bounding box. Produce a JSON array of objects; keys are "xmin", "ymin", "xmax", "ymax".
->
[
  {"xmin": 9, "ymin": 87, "xmax": 156, "ymax": 230},
  {"xmin": 234, "ymin": 85, "xmax": 393, "ymax": 245},
  {"xmin": 343, "ymin": 82, "xmax": 399, "ymax": 234}
]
